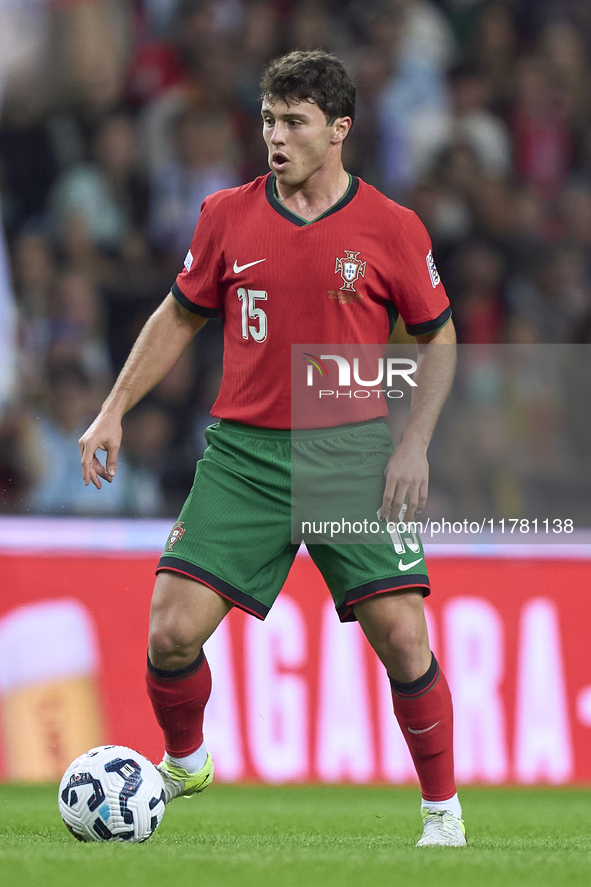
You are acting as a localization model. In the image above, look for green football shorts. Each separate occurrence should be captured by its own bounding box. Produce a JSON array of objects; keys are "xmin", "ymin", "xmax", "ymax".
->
[{"xmin": 157, "ymin": 419, "xmax": 429, "ymax": 622}]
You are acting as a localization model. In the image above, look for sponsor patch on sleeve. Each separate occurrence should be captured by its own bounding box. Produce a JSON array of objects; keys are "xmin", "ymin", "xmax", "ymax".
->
[
  {"xmin": 426, "ymin": 249, "xmax": 440, "ymax": 288},
  {"xmin": 184, "ymin": 249, "xmax": 193, "ymax": 272}
]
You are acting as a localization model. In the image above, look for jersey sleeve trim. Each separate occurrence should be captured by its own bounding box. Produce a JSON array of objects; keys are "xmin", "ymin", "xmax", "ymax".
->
[
  {"xmin": 405, "ymin": 306, "xmax": 452, "ymax": 337},
  {"xmin": 171, "ymin": 281, "xmax": 220, "ymax": 318}
]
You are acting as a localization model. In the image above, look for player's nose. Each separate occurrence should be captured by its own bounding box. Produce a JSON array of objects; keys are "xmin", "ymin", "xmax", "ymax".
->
[{"xmin": 270, "ymin": 123, "xmax": 286, "ymax": 145}]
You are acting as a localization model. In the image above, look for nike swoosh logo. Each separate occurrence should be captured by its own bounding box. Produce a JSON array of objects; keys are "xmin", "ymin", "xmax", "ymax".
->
[
  {"xmin": 408, "ymin": 721, "xmax": 440, "ymax": 735},
  {"xmin": 398, "ymin": 557, "xmax": 424, "ymax": 571},
  {"xmin": 233, "ymin": 259, "xmax": 266, "ymax": 273}
]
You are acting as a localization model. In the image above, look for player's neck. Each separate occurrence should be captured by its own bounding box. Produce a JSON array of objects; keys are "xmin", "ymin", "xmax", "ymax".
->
[{"xmin": 275, "ymin": 165, "xmax": 351, "ymax": 222}]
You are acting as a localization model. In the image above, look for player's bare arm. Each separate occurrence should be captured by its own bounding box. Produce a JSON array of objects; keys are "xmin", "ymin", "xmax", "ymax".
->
[
  {"xmin": 380, "ymin": 319, "xmax": 457, "ymax": 523},
  {"xmin": 79, "ymin": 293, "xmax": 207, "ymax": 490}
]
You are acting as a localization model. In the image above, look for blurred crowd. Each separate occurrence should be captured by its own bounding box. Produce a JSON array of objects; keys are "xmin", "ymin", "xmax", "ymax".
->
[{"xmin": 1, "ymin": 0, "xmax": 591, "ymax": 519}]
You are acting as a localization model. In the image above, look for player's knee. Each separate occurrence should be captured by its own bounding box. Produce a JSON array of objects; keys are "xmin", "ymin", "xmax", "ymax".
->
[
  {"xmin": 148, "ymin": 621, "xmax": 201, "ymax": 669},
  {"xmin": 377, "ymin": 620, "xmax": 429, "ymax": 667}
]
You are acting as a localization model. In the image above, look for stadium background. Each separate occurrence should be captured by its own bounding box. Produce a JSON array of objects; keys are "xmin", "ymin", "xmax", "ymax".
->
[{"xmin": 0, "ymin": 0, "xmax": 591, "ymax": 786}]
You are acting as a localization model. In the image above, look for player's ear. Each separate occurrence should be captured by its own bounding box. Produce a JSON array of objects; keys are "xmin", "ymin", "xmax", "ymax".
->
[{"xmin": 330, "ymin": 116, "xmax": 352, "ymax": 144}]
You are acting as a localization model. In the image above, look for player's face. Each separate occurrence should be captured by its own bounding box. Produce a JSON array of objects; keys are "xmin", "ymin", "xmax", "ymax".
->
[{"xmin": 261, "ymin": 97, "xmax": 348, "ymax": 188}]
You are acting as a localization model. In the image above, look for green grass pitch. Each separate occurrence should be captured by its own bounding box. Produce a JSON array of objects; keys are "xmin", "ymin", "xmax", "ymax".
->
[{"xmin": 1, "ymin": 783, "xmax": 590, "ymax": 887}]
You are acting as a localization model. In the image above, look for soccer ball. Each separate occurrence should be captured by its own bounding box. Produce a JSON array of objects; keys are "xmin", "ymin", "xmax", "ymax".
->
[{"xmin": 58, "ymin": 745, "xmax": 166, "ymax": 843}]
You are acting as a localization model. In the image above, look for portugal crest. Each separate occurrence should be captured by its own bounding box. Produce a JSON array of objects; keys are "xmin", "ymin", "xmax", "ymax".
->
[
  {"xmin": 166, "ymin": 521, "xmax": 186, "ymax": 551},
  {"xmin": 335, "ymin": 250, "xmax": 366, "ymax": 293}
]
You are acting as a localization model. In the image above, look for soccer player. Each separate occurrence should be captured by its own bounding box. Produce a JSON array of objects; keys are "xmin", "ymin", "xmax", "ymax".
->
[{"xmin": 79, "ymin": 50, "xmax": 464, "ymax": 847}]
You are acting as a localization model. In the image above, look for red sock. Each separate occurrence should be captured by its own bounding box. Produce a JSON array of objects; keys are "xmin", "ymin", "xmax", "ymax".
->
[
  {"xmin": 146, "ymin": 650, "xmax": 212, "ymax": 758},
  {"xmin": 390, "ymin": 654, "xmax": 456, "ymax": 802}
]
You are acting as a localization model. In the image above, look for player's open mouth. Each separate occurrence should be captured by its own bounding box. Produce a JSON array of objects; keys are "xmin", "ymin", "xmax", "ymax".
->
[{"xmin": 272, "ymin": 152, "xmax": 289, "ymax": 170}]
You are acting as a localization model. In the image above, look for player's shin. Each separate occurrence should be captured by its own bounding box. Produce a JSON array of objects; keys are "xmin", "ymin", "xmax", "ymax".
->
[
  {"xmin": 146, "ymin": 648, "xmax": 212, "ymax": 760},
  {"xmin": 389, "ymin": 653, "xmax": 457, "ymax": 805}
]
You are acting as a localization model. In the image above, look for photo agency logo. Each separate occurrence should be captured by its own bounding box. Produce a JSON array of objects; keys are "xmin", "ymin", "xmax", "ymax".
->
[
  {"xmin": 291, "ymin": 345, "xmax": 423, "ymax": 544},
  {"xmin": 302, "ymin": 351, "xmax": 417, "ymax": 399}
]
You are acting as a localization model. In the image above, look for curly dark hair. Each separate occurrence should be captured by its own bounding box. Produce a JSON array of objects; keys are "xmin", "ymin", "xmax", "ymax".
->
[{"xmin": 260, "ymin": 49, "xmax": 356, "ymax": 125}]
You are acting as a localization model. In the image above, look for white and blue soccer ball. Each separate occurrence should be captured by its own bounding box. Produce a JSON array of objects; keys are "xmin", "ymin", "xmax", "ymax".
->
[{"xmin": 58, "ymin": 745, "xmax": 166, "ymax": 843}]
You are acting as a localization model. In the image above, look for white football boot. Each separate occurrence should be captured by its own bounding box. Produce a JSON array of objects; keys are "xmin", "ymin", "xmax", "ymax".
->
[{"xmin": 416, "ymin": 810, "xmax": 467, "ymax": 847}]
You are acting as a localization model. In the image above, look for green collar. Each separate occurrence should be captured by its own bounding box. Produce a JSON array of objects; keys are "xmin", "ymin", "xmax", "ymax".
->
[{"xmin": 266, "ymin": 173, "xmax": 358, "ymax": 227}]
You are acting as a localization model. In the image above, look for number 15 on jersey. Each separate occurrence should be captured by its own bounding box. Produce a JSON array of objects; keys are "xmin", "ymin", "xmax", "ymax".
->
[{"xmin": 238, "ymin": 288, "xmax": 268, "ymax": 342}]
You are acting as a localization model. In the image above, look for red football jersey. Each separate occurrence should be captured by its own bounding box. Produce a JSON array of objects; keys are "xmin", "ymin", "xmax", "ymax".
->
[{"xmin": 173, "ymin": 174, "xmax": 451, "ymax": 428}]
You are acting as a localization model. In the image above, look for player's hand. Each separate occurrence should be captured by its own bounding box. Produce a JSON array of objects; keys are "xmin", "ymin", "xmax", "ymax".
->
[
  {"xmin": 379, "ymin": 439, "xmax": 429, "ymax": 524},
  {"xmin": 78, "ymin": 412, "xmax": 122, "ymax": 490}
]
